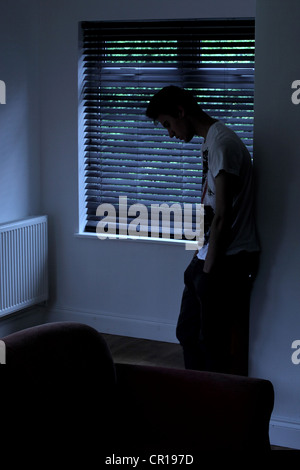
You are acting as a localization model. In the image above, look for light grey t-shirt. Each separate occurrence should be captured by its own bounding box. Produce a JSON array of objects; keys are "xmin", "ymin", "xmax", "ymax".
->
[{"xmin": 197, "ymin": 121, "xmax": 260, "ymax": 260}]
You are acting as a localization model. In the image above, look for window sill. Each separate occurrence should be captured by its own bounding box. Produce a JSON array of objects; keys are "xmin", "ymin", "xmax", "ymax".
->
[{"xmin": 74, "ymin": 231, "xmax": 197, "ymax": 250}]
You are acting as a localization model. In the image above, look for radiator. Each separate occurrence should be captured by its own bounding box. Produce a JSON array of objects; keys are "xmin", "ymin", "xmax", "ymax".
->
[{"xmin": 0, "ymin": 215, "xmax": 48, "ymax": 316}]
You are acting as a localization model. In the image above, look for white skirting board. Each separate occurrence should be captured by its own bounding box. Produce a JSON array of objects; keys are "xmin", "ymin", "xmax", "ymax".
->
[
  {"xmin": 0, "ymin": 305, "xmax": 48, "ymax": 337},
  {"xmin": 269, "ymin": 418, "xmax": 300, "ymax": 450},
  {"xmin": 44, "ymin": 306, "xmax": 178, "ymax": 343}
]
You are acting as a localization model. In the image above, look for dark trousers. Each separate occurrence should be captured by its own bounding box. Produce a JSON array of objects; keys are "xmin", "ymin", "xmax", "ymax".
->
[{"xmin": 176, "ymin": 251, "xmax": 259, "ymax": 375}]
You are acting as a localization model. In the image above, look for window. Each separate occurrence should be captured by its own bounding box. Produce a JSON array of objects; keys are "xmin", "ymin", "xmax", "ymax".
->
[{"xmin": 79, "ymin": 19, "xmax": 255, "ymax": 240}]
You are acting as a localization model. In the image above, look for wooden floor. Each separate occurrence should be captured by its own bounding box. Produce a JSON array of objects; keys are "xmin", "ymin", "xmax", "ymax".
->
[
  {"xmin": 101, "ymin": 332, "xmax": 297, "ymax": 451},
  {"xmin": 102, "ymin": 333, "xmax": 185, "ymax": 369}
]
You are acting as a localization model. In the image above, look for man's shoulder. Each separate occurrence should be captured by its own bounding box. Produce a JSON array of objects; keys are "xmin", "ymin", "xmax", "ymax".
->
[
  {"xmin": 212, "ymin": 121, "xmax": 238, "ymax": 141},
  {"xmin": 208, "ymin": 121, "xmax": 246, "ymax": 153}
]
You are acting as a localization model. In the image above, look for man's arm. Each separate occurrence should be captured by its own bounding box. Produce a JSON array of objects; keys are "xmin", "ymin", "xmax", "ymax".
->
[{"xmin": 203, "ymin": 170, "xmax": 236, "ymax": 273}]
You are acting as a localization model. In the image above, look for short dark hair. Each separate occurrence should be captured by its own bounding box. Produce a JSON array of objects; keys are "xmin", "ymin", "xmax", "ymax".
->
[{"xmin": 145, "ymin": 86, "xmax": 202, "ymax": 121}]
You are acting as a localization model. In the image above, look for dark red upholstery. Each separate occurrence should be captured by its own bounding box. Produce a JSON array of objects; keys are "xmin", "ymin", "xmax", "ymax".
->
[
  {"xmin": 115, "ymin": 363, "xmax": 274, "ymax": 454},
  {"xmin": 1, "ymin": 321, "xmax": 274, "ymax": 459},
  {"xmin": 2, "ymin": 322, "xmax": 117, "ymax": 461}
]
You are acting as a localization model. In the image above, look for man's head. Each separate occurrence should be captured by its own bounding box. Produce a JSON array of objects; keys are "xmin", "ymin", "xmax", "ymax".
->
[{"xmin": 146, "ymin": 86, "xmax": 204, "ymax": 143}]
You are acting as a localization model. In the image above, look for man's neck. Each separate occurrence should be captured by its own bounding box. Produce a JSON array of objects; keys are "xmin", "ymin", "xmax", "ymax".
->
[{"xmin": 193, "ymin": 114, "xmax": 218, "ymax": 140}]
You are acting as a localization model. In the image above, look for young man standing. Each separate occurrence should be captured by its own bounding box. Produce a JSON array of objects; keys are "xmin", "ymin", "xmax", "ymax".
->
[{"xmin": 146, "ymin": 86, "xmax": 260, "ymax": 375}]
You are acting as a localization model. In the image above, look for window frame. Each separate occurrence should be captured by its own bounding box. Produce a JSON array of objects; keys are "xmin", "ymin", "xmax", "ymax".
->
[{"xmin": 78, "ymin": 18, "xmax": 255, "ymax": 243}]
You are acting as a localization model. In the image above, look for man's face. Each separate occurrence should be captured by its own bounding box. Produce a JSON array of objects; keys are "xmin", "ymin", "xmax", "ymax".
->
[{"xmin": 157, "ymin": 109, "xmax": 195, "ymax": 143}]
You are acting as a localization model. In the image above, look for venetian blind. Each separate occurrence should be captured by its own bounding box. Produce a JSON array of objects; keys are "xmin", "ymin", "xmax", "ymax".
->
[{"xmin": 80, "ymin": 19, "xmax": 255, "ymax": 237}]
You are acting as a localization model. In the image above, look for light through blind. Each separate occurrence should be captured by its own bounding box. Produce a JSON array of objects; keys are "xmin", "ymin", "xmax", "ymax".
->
[{"xmin": 79, "ymin": 19, "xmax": 255, "ymax": 236}]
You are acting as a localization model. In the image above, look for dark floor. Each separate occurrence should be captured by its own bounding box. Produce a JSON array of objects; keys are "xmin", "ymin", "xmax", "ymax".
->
[
  {"xmin": 101, "ymin": 332, "xmax": 296, "ymax": 451},
  {"xmin": 102, "ymin": 333, "xmax": 185, "ymax": 369}
]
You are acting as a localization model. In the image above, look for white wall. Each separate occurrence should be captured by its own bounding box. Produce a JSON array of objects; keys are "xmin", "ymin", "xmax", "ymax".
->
[
  {"xmin": 0, "ymin": 0, "xmax": 46, "ymax": 334},
  {"xmin": 250, "ymin": 0, "xmax": 300, "ymax": 448},
  {"xmin": 0, "ymin": 0, "xmax": 40, "ymax": 225}
]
